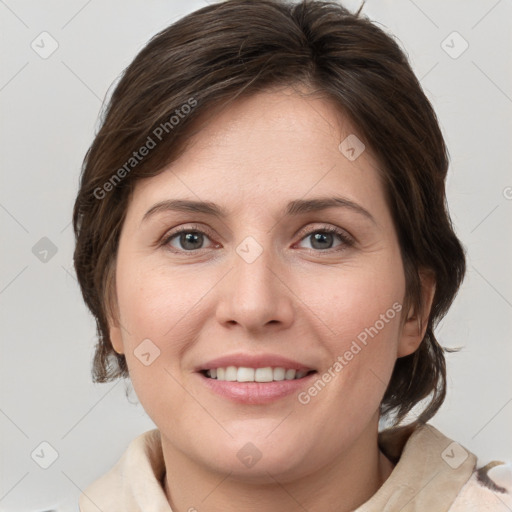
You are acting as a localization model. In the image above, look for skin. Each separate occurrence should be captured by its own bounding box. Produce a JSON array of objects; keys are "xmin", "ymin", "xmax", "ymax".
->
[{"xmin": 109, "ymin": 86, "xmax": 436, "ymax": 512}]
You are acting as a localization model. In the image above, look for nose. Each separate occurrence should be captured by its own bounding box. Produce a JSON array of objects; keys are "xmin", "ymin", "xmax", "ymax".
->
[{"xmin": 215, "ymin": 236, "xmax": 295, "ymax": 334}]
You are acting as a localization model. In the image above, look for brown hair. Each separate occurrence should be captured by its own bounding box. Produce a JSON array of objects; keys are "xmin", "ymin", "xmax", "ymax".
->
[{"xmin": 73, "ymin": 0, "xmax": 466, "ymax": 426}]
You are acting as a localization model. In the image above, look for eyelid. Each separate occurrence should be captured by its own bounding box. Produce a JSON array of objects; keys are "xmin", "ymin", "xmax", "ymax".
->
[
  {"xmin": 161, "ymin": 222, "xmax": 355, "ymax": 252},
  {"xmin": 161, "ymin": 223, "xmax": 217, "ymax": 248},
  {"xmin": 294, "ymin": 223, "xmax": 355, "ymax": 246}
]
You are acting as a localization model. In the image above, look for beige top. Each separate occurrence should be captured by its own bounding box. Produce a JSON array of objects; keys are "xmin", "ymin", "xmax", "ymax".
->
[{"xmin": 79, "ymin": 423, "xmax": 512, "ymax": 511}]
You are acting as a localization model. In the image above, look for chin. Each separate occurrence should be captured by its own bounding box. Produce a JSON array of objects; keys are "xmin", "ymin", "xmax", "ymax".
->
[{"xmin": 199, "ymin": 432, "xmax": 317, "ymax": 483}]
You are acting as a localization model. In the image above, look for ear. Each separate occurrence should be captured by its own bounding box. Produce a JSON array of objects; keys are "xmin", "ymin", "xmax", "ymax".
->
[
  {"xmin": 397, "ymin": 270, "xmax": 436, "ymax": 358},
  {"xmin": 110, "ymin": 323, "xmax": 125, "ymax": 355},
  {"xmin": 107, "ymin": 300, "xmax": 124, "ymax": 355},
  {"xmin": 105, "ymin": 274, "xmax": 124, "ymax": 355}
]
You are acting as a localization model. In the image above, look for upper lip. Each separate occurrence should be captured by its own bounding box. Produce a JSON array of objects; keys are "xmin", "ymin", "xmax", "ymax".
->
[{"xmin": 196, "ymin": 353, "xmax": 316, "ymax": 372}]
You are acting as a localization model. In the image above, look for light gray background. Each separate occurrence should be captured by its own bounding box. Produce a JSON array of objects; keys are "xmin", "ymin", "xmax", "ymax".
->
[{"xmin": 1, "ymin": 0, "xmax": 511, "ymax": 510}]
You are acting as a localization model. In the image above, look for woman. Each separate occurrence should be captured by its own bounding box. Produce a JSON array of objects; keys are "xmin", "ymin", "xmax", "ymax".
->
[{"xmin": 74, "ymin": 0, "xmax": 511, "ymax": 510}]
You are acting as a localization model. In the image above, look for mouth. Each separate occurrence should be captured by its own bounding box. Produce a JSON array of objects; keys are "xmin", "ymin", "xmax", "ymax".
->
[
  {"xmin": 195, "ymin": 353, "xmax": 319, "ymax": 403},
  {"xmin": 197, "ymin": 365, "xmax": 318, "ymax": 404},
  {"xmin": 200, "ymin": 367, "xmax": 317, "ymax": 382}
]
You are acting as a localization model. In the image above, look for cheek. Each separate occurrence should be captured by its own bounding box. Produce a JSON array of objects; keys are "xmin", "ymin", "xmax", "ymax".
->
[
  {"xmin": 299, "ymin": 255, "xmax": 404, "ymax": 401},
  {"xmin": 115, "ymin": 257, "xmax": 202, "ymax": 341},
  {"xmin": 113, "ymin": 259, "xmax": 194, "ymax": 426},
  {"xmin": 308, "ymin": 252, "xmax": 404, "ymax": 345},
  {"xmin": 113, "ymin": 257, "xmax": 214, "ymax": 411}
]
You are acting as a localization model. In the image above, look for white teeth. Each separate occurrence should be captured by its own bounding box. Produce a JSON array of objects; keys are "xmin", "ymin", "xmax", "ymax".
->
[
  {"xmin": 225, "ymin": 366, "xmax": 237, "ymax": 381},
  {"xmin": 255, "ymin": 367, "xmax": 273, "ymax": 382},
  {"xmin": 206, "ymin": 366, "xmax": 312, "ymax": 382},
  {"xmin": 273, "ymin": 367, "xmax": 285, "ymax": 380},
  {"xmin": 285, "ymin": 369, "xmax": 296, "ymax": 380},
  {"xmin": 237, "ymin": 367, "xmax": 255, "ymax": 382}
]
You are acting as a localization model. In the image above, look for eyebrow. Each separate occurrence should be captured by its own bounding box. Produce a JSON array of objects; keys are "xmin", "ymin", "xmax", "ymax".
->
[{"xmin": 142, "ymin": 196, "xmax": 377, "ymax": 225}]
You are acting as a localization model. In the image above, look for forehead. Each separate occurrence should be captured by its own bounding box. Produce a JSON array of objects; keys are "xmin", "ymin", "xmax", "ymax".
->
[
  {"xmin": 183, "ymin": 85, "xmax": 371, "ymax": 160},
  {"xmin": 126, "ymin": 87, "xmax": 386, "ymax": 221}
]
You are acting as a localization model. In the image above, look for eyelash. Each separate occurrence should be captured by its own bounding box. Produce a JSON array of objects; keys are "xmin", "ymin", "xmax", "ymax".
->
[{"xmin": 161, "ymin": 223, "xmax": 355, "ymax": 254}]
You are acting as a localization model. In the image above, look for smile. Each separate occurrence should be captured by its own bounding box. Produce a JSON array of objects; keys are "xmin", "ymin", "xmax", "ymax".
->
[{"xmin": 203, "ymin": 366, "xmax": 316, "ymax": 382}]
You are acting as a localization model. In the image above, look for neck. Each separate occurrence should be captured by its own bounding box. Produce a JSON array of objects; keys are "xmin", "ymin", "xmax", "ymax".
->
[{"xmin": 161, "ymin": 417, "xmax": 395, "ymax": 512}]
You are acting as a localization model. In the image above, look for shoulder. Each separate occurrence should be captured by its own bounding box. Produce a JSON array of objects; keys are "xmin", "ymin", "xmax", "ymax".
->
[
  {"xmin": 79, "ymin": 429, "xmax": 166, "ymax": 512},
  {"xmin": 450, "ymin": 461, "xmax": 512, "ymax": 511},
  {"xmin": 375, "ymin": 422, "xmax": 512, "ymax": 512}
]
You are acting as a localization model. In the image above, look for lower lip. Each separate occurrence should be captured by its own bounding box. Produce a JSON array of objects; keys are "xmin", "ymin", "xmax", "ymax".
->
[{"xmin": 197, "ymin": 372, "xmax": 317, "ymax": 404}]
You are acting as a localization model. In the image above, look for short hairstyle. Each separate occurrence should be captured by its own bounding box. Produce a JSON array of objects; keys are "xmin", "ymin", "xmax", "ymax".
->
[{"xmin": 73, "ymin": 0, "xmax": 466, "ymax": 426}]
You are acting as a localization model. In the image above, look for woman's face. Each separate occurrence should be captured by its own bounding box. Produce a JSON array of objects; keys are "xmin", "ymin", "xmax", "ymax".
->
[{"xmin": 110, "ymin": 87, "xmax": 422, "ymax": 481}]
